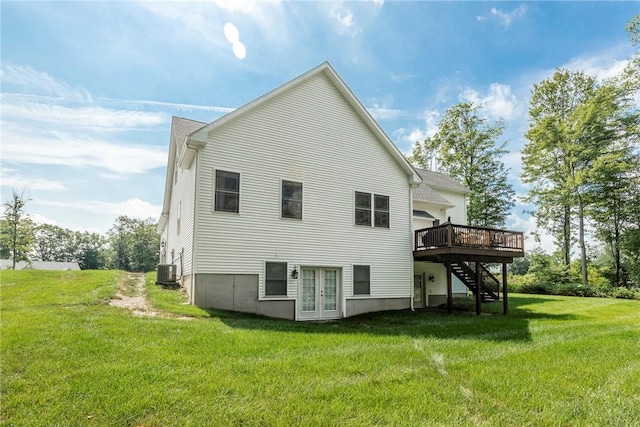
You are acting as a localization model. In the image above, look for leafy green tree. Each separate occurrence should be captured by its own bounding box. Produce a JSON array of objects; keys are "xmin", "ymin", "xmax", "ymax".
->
[
  {"xmin": 522, "ymin": 70, "xmax": 628, "ymax": 286},
  {"xmin": 0, "ymin": 190, "xmax": 34, "ymax": 269},
  {"xmin": 509, "ymin": 256, "xmax": 530, "ymax": 276},
  {"xmin": 410, "ymin": 103, "xmax": 515, "ymax": 228},
  {"xmin": 107, "ymin": 216, "xmax": 159, "ymax": 272},
  {"xmin": 75, "ymin": 231, "xmax": 107, "ymax": 270}
]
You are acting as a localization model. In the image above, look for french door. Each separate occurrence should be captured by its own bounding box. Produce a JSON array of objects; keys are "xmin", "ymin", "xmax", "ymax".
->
[
  {"xmin": 299, "ymin": 268, "xmax": 341, "ymax": 320},
  {"xmin": 414, "ymin": 274, "xmax": 425, "ymax": 308}
]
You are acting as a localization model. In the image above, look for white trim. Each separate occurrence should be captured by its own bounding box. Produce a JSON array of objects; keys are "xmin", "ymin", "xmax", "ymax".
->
[
  {"xmin": 262, "ymin": 260, "xmax": 289, "ymax": 298},
  {"xmin": 279, "ymin": 178, "xmax": 304, "ymax": 221},
  {"xmin": 352, "ymin": 263, "xmax": 371, "ymax": 296},
  {"xmin": 212, "ymin": 167, "xmax": 242, "ymax": 215},
  {"xmin": 353, "ymin": 190, "xmax": 390, "ymax": 229}
]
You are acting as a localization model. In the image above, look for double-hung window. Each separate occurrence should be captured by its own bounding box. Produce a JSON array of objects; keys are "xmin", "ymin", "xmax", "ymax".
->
[
  {"xmin": 214, "ymin": 170, "xmax": 240, "ymax": 213},
  {"xmin": 353, "ymin": 265, "xmax": 370, "ymax": 295},
  {"xmin": 355, "ymin": 192, "xmax": 372, "ymax": 226},
  {"xmin": 282, "ymin": 180, "xmax": 302, "ymax": 219},
  {"xmin": 355, "ymin": 192, "xmax": 389, "ymax": 228},
  {"xmin": 374, "ymin": 195, "xmax": 389, "ymax": 228},
  {"xmin": 265, "ymin": 262, "xmax": 287, "ymax": 296}
]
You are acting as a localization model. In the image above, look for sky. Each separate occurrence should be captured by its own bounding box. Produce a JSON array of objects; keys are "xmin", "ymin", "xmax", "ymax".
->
[{"xmin": 1, "ymin": 0, "xmax": 638, "ymax": 253}]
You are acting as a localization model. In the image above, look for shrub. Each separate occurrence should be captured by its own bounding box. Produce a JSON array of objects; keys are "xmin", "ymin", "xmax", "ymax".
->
[{"xmin": 612, "ymin": 287, "xmax": 640, "ymax": 300}]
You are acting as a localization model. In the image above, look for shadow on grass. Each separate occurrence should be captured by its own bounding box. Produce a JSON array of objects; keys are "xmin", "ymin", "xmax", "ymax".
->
[{"xmin": 198, "ymin": 295, "xmax": 582, "ymax": 343}]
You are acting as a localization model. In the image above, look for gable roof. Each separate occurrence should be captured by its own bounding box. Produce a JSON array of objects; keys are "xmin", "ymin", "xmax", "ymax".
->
[
  {"xmin": 158, "ymin": 62, "xmax": 423, "ymax": 233},
  {"xmin": 416, "ymin": 168, "xmax": 470, "ymax": 193},
  {"xmin": 189, "ymin": 61, "xmax": 422, "ymax": 186},
  {"xmin": 172, "ymin": 116, "xmax": 206, "ymax": 157},
  {"xmin": 412, "ymin": 168, "xmax": 470, "ymax": 206},
  {"xmin": 157, "ymin": 117, "xmax": 207, "ymax": 232}
]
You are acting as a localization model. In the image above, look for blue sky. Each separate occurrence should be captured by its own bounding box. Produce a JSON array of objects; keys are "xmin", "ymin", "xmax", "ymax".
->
[{"xmin": 1, "ymin": 1, "xmax": 638, "ymax": 252}]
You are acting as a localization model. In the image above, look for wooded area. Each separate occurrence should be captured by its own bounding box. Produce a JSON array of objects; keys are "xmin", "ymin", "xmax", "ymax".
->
[
  {"xmin": 410, "ymin": 16, "xmax": 640, "ymax": 290},
  {"xmin": 0, "ymin": 190, "xmax": 159, "ymax": 272}
]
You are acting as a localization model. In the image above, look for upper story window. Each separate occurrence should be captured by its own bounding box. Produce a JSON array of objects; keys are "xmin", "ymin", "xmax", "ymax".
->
[
  {"xmin": 374, "ymin": 195, "xmax": 389, "ymax": 228},
  {"xmin": 355, "ymin": 191, "xmax": 372, "ymax": 226},
  {"xmin": 214, "ymin": 170, "xmax": 240, "ymax": 213},
  {"xmin": 282, "ymin": 180, "xmax": 303, "ymax": 219},
  {"xmin": 355, "ymin": 192, "xmax": 389, "ymax": 228}
]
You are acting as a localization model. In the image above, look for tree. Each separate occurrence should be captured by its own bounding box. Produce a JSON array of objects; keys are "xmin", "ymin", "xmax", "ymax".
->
[
  {"xmin": 523, "ymin": 68, "xmax": 639, "ymax": 287},
  {"xmin": 410, "ymin": 103, "xmax": 515, "ymax": 228},
  {"xmin": 107, "ymin": 216, "xmax": 159, "ymax": 272},
  {"xmin": 523, "ymin": 70, "xmax": 593, "ymax": 285},
  {"xmin": 0, "ymin": 190, "xmax": 34, "ymax": 269}
]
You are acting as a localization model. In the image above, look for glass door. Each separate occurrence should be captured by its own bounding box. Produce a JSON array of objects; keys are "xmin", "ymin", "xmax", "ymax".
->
[
  {"xmin": 414, "ymin": 274, "xmax": 424, "ymax": 308},
  {"xmin": 299, "ymin": 268, "xmax": 341, "ymax": 320}
]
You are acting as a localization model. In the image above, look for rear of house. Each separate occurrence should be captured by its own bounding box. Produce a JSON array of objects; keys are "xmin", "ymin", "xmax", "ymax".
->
[
  {"xmin": 411, "ymin": 169, "xmax": 471, "ymax": 308},
  {"xmin": 158, "ymin": 62, "xmax": 422, "ymax": 320}
]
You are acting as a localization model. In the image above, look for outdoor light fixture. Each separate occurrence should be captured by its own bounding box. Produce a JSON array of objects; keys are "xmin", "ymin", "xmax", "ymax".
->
[
  {"xmin": 291, "ymin": 266, "xmax": 298, "ymax": 279},
  {"xmin": 428, "ymin": 273, "xmax": 435, "ymax": 282},
  {"xmin": 161, "ymin": 239, "xmax": 166, "ymax": 248}
]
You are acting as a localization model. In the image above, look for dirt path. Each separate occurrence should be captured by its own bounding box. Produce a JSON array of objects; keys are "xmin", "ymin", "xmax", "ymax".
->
[{"xmin": 108, "ymin": 272, "xmax": 158, "ymax": 317}]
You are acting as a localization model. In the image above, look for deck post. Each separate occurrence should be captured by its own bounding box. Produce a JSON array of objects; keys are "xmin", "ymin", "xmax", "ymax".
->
[
  {"xmin": 502, "ymin": 263, "xmax": 508, "ymax": 315},
  {"xmin": 446, "ymin": 261, "xmax": 453, "ymax": 314},
  {"xmin": 475, "ymin": 261, "xmax": 481, "ymax": 315}
]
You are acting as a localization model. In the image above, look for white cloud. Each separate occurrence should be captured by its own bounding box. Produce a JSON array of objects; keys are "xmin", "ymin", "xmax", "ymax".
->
[
  {"xmin": 393, "ymin": 109, "xmax": 440, "ymax": 151},
  {"xmin": 141, "ymin": 1, "xmax": 286, "ymax": 56},
  {"xmin": 0, "ymin": 64, "xmax": 91, "ymax": 101},
  {"xmin": 564, "ymin": 56, "xmax": 629, "ymax": 82},
  {"xmin": 506, "ymin": 211, "xmax": 556, "ymax": 254},
  {"xmin": 488, "ymin": 4, "xmax": 527, "ymax": 26},
  {"xmin": 0, "ymin": 168, "xmax": 66, "ymax": 191},
  {"xmin": 2, "ymin": 98, "xmax": 166, "ymax": 131},
  {"xmin": 334, "ymin": 8, "xmax": 354, "ymax": 29},
  {"xmin": 460, "ymin": 83, "xmax": 522, "ymax": 121},
  {"xmin": 390, "ymin": 72, "xmax": 417, "ymax": 82},
  {"xmin": 29, "ymin": 213, "xmax": 58, "ymax": 226},
  {"xmin": 367, "ymin": 102, "xmax": 406, "ymax": 120},
  {"xmin": 1, "ymin": 129, "xmax": 166, "ymax": 174},
  {"xmin": 214, "ymin": 0, "xmax": 281, "ymax": 15},
  {"xmin": 38, "ymin": 198, "xmax": 161, "ymax": 221}
]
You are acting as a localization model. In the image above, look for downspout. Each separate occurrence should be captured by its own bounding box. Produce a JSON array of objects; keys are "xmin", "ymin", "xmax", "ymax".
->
[
  {"xmin": 409, "ymin": 184, "xmax": 416, "ymax": 312},
  {"xmin": 190, "ymin": 146, "xmax": 198, "ymax": 304}
]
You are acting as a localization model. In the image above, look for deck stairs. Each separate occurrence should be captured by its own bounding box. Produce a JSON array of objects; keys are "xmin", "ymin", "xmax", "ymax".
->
[{"xmin": 450, "ymin": 262, "xmax": 500, "ymax": 302}]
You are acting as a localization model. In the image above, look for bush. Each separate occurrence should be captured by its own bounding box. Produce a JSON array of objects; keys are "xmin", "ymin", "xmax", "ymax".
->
[{"xmin": 612, "ymin": 287, "xmax": 640, "ymax": 300}]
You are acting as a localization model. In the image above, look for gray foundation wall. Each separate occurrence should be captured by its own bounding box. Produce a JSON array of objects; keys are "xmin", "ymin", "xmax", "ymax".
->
[
  {"xmin": 346, "ymin": 298, "xmax": 410, "ymax": 317},
  {"xmin": 193, "ymin": 274, "xmax": 295, "ymax": 320}
]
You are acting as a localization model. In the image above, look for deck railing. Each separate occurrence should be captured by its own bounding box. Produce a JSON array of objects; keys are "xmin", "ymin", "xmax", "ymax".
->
[{"xmin": 415, "ymin": 223, "xmax": 524, "ymax": 253}]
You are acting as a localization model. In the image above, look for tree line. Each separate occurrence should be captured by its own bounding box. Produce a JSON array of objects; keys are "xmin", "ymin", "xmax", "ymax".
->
[
  {"xmin": 409, "ymin": 15, "xmax": 640, "ymax": 289},
  {"xmin": 0, "ymin": 190, "xmax": 159, "ymax": 272}
]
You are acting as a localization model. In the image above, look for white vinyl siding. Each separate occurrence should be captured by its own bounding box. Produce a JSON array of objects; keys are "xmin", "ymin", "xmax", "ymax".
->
[
  {"xmin": 165, "ymin": 162, "xmax": 195, "ymax": 279},
  {"xmin": 192, "ymin": 72, "xmax": 413, "ymax": 300}
]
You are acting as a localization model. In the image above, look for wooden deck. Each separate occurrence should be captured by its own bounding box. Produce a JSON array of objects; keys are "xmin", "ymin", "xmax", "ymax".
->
[
  {"xmin": 413, "ymin": 223, "xmax": 525, "ymax": 263},
  {"xmin": 414, "ymin": 223, "xmax": 525, "ymax": 315}
]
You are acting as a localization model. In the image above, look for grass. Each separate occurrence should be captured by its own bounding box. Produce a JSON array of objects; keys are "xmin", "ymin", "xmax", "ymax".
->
[{"xmin": 1, "ymin": 270, "xmax": 639, "ymax": 426}]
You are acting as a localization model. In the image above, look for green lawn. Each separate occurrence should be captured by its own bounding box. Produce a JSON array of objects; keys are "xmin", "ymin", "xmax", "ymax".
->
[{"xmin": 1, "ymin": 270, "xmax": 639, "ymax": 426}]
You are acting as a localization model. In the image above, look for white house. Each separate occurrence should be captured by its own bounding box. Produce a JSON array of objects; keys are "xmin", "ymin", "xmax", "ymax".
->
[
  {"xmin": 157, "ymin": 62, "xmax": 422, "ymax": 320},
  {"xmin": 411, "ymin": 168, "xmax": 472, "ymax": 308},
  {"xmin": 157, "ymin": 62, "xmax": 524, "ymax": 320}
]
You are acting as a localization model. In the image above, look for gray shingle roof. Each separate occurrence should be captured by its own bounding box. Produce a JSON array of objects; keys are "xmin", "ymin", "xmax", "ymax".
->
[
  {"xmin": 172, "ymin": 116, "xmax": 206, "ymax": 156},
  {"xmin": 0, "ymin": 260, "xmax": 80, "ymax": 270},
  {"xmin": 412, "ymin": 167, "xmax": 470, "ymax": 204},
  {"xmin": 416, "ymin": 168, "xmax": 470, "ymax": 193}
]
